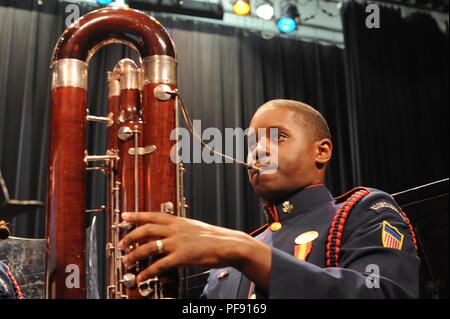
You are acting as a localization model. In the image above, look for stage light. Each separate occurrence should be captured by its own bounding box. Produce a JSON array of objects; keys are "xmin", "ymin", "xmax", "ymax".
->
[
  {"xmin": 255, "ymin": 2, "xmax": 274, "ymax": 20},
  {"xmin": 97, "ymin": 0, "xmax": 113, "ymax": 5},
  {"xmin": 276, "ymin": 3, "xmax": 299, "ymax": 33},
  {"xmin": 232, "ymin": 0, "xmax": 251, "ymax": 16},
  {"xmin": 277, "ymin": 16, "xmax": 297, "ymax": 33}
]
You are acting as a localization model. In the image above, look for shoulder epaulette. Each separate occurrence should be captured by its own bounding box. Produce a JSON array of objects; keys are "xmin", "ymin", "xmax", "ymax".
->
[
  {"xmin": 326, "ymin": 187, "xmax": 418, "ymax": 267},
  {"xmin": 333, "ymin": 186, "xmax": 370, "ymax": 204},
  {"xmin": 326, "ymin": 187, "xmax": 371, "ymax": 267}
]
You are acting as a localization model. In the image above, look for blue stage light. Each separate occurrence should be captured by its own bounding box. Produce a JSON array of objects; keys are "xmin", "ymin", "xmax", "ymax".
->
[
  {"xmin": 276, "ymin": 3, "xmax": 299, "ymax": 33},
  {"xmin": 277, "ymin": 16, "xmax": 297, "ymax": 33},
  {"xmin": 97, "ymin": 0, "xmax": 113, "ymax": 5}
]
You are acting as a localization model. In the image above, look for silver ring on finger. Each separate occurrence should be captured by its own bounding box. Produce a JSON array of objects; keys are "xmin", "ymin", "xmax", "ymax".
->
[{"xmin": 156, "ymin": 239, "xmax": 164, "ymax": 255}]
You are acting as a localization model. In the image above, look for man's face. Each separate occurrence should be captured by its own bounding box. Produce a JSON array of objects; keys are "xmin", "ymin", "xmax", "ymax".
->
[{"xmin": 247, "ymin": 107, "xmax": 317, "ymax": 201}]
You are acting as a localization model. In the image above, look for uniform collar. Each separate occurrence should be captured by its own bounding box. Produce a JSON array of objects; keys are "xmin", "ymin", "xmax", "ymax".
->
[{"xmin": 262, "ymin": 184, "xmax": 334, "ymax": 223}]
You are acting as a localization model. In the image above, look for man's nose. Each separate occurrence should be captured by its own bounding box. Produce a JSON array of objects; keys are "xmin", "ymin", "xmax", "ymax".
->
[{"xmin": 248, "ymin": 139, "xmax": 270, "ymax": 162}]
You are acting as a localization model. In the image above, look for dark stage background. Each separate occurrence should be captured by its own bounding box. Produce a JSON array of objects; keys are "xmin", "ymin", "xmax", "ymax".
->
[{"xmin": 0, "ymin": 0, "xmax": 448, "ymax": 298}]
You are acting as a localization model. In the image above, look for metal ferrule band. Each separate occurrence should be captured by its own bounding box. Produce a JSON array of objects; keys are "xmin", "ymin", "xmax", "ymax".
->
[
  {"xmin": 107, "ymin": 71, "xmax": 121, "ymax": 97},
  {"xmin": 51, "ymin": 59, "xmax": 88, "ymax": 90},
  {"xmin": 143, "ymin": 55, "xmax": 177, "ymax": 85},
  {"xmin": 120, "ymin": 69, "xmax": 141, "ymax": 91},
  {"xmin": 110, "ymin": 59, "xmax": 141, "ymax": 92}
]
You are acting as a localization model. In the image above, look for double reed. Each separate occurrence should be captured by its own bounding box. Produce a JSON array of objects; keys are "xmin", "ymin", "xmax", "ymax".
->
[{"xmin": 45, "ymin": 7, "xmax": 186, "ymax": 299}]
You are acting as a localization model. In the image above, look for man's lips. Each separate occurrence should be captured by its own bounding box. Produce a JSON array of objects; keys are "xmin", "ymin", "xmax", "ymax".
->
[
  {"xmin": 249, "ymin": 168, "xmax": 259, "ymax": 180},
  {"xmin": 248, "ymin": 162, "xmax": 272, "ymax": 178}
]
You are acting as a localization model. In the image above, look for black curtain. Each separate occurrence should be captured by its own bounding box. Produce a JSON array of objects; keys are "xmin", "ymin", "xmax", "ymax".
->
[{"xmin": 342, "ymin": 1, "xmax": 449, "ymax": 193}]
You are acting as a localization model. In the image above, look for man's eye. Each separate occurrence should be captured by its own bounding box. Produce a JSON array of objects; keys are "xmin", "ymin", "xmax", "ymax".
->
[{"xmin": 276, "ymin": 134, "xmax": 287, "ymax": 142}]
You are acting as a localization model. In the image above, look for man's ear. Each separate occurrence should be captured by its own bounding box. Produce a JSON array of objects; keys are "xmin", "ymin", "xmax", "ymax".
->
[{"xmin": 315, "ymin": 138, "xmax": 332, "ymax": 168}]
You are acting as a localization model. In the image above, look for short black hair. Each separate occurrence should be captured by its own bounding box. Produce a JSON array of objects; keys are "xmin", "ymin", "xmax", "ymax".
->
[{"xmin": 258, "ymin": 99, "xmax": 331, "ymax": 142}]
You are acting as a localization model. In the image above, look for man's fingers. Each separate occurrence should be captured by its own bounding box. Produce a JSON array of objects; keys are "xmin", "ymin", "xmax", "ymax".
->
[
  {"xmin": 118, "ymin": 224, "xmax": 169, "ymax": 249},
  {"xmin": 136, "ymin": 254, "xmax": 178, "ymax": 283},
  {"xmin": 121, "ymin": 212, "xmax": 175, "ymax": 225},
  {"xmin": 122, "ymin": 239, "xmax": 169, "ymax": 266}
]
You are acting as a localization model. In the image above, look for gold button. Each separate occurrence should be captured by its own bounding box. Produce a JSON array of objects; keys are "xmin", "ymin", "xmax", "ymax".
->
[{"xmin": 270, "ymin": 222, "xmax": 282, "ymax": 231}]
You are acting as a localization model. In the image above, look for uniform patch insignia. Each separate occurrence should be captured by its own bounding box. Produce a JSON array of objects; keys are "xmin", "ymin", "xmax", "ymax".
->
[
  {"xmin": 370, "ymin": 201, "xmax": 400, "ymax": 213},
  {"xmin": 382, "ymin": 221, "xmax": 404, "ymax": 250},
  {"xmin": 370, "ymin": 201, "xmax": 407, "ymax": 222},
  {"xmin": 294, "ymin": 231, "xmax": 319, "ymax": 261}
]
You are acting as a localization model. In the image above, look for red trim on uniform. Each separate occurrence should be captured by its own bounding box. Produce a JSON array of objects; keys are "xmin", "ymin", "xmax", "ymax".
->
[
  {"xmin": 262, "ymin": 203, "xmax": 280, "ymax": 224},
  {"xmin": 260, "ymin": 227, "xmax": 270, "ymax": 242},
  {"xmin": 6, "ymin": 269, "xmax": 23, "ymax": 299},
  {"xmin": 326, "ymin": 189, "xmax": 370, "ymax": 267},
  {"xmin": 248, "ymin": 282, "xmax": 255, "ymax": 299},
  {"xmin": 305, "ymin": 183, "xmax": 324, "ymax": 189},
  {"xmin": 401, "ymin": 210, "xmax": 418, "ymax": 251},
  {"xmin": 269, "ymin": 204, "xmax": 280, "ymax": 223},
  {"xmin": 333, "ymin": 186, "xmax": 370, "ymax": 202},
  {"xmin": 249, "ymin": 223, "xmax": 269, "ymax": 237}
]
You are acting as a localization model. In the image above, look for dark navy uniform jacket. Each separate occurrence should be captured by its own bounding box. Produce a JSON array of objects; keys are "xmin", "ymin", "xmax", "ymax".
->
[
  {"xmin": 0, "ymin": 261, "xmax": 19, "ymax": 299},
  {"xmin": 201, "ymin": 184, "xmax": 420, "ymax": 299}
]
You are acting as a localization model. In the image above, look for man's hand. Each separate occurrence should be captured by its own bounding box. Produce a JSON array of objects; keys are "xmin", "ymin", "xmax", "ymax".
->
[{"xmin": 118, "ymin": 212, "xmax": 271, "ymax": 291}]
